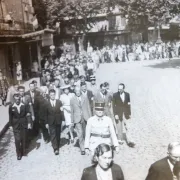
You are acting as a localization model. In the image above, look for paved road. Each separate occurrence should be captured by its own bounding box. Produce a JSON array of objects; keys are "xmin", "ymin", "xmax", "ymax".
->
[{"xmin": 1, "ymin": 60, "xmax": 180, "ymax": 180}]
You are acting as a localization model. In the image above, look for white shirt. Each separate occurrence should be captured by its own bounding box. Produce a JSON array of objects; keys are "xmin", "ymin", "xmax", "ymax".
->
[
  {"xmin": 96, "ymin": 165, "xmax": 113, "ymax": 180},
  {"xmin": 30, "ymin": 91, "xmax": 35, "ymax": 103},
  {"xmin": 82, "ymin": 91, "xmax": 87, "ymax": 97},
  {"xmin": 100, "ymin": 92, "xmax": 105, "ymax": 100},
  {"xmin": 120, "ymin": 92, "xmax": 125, "ymax": 102},
  {"xmin": 12, "ymin": 103, "xmax": 24, "ymax": 113},
  {"xmin": 167, "ymin": 159, "xmax": 176, "ymax": 179},
  {"xmin": 50, "ymin": 99, "xmax": 56, "ymax": 107}
]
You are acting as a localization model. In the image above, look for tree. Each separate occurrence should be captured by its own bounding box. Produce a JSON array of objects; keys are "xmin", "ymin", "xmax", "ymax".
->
[
  {"xmin": 45, "ymin": 0, "xmax": 110, "ymax": 50},
  {"xmin": 117, "ymin": 0, "xmax": 180, "ymax": 41}
]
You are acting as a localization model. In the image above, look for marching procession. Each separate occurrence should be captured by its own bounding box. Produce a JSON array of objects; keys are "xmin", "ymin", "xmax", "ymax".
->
[{"xmin": 1, "ymin": 42, "xmax": 180, "ymax": 180}]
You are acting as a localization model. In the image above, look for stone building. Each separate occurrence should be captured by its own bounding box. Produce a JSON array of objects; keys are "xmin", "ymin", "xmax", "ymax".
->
[{"xmin": 0, "ymin": 0, "xmax": 53, "ymax": 82}]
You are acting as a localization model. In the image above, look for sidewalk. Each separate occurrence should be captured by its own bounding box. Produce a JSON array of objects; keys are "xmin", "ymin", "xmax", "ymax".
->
[{"xmin": 0, "ymin": 78, "xmax": 40, "ymax": 138}]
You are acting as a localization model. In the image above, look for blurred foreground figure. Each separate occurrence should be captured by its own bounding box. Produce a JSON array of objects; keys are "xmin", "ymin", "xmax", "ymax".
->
[
  {"xmin": 146, "ymin": 142, "xmax": 180, "ymax": 180},
  {"xmin": 81, "ymin": 143, "xmax": 124, "ymax": 180}
]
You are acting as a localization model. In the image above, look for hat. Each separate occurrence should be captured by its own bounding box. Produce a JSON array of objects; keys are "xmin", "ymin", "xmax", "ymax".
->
[
  {"xmin": 60, "ymin": 85, "xmax": 70, "ymax": 90},
  {"xmin": 90, "ymin": 75, "xmax": 96, "ymax": 81},
  {"xmin": 13, "ymin": 93, "xmax": 20, "ymax": 98},
  {"xmin": 95, "ymin": 103, "xmax": 105, "ymax": 110}
]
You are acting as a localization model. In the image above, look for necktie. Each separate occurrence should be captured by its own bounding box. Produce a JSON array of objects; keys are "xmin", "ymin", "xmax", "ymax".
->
[{"xmin": 31, "ymin": 92, "xmax": 34, "ymax": 103}]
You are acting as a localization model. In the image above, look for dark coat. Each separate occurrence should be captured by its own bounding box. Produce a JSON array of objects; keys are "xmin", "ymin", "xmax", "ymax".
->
[
  {"xmin": 112, "ymin": 92, "xmax": 131, "ymax": 120},
  {"xmin": 45, "ymin": 99, "xmax": 63, "ymax": 125},
  {"xmin": 9, "ymin": 103, "xmax": 32, "ymax": 129},
  {"xmin": 81, "ymin": 163, "xmax": 124, "ymax": 180},
  {"xmin": 25, "ymin": 90, "xmax": 40, "ymax": 115},
  {"xmin": 146, "ymin": 157, "xmax": 173, "ymax": 180},
  {"xmin": 38, "ymin": 94, "xmax": 49, "ymax": 121}
]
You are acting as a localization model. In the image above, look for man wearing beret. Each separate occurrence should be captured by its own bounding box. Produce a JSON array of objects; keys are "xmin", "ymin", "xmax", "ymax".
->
[{"xmin": 9, "ymin": 93, "xmax": 32, "ymax": 160}]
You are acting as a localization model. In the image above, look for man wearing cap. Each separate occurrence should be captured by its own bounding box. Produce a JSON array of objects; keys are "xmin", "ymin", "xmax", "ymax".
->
[
  {"xmin": 87, "ymin": 76, "xmax": 98, "ymax": 96},
  {"xmin": 85, "ymin": 102, "xmax": 119, "ymax": 154},
  {"xmin": 9, "ymin": 93, "xmax": 32, "ymax": 160}
]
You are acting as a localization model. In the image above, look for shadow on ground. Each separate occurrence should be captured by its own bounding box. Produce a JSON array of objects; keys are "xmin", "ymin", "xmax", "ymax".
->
[
  {"xmin": 147, "ymin": 59, "xmax": 180, "ymax": 69},
  {"xmin": 0, "ymin": 130, "xmax": 12, "ymax": 158}
]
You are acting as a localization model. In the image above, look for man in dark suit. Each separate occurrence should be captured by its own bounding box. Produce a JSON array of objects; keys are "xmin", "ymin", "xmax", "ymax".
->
[
  {"xmin": 112, "ymin": 83, "xmax": 135, "ymax": 147},
  {"xmin": 9, "ymin": 93, "xmax": 32, "ymax": 160},
  {"xmin": 70, "ymin": 86, "xmax": 92, "ymax": 155},
  {"xmin": 45, "ymin": 89, "xmax": 63, "ymax": 155},
  {"xmin": 25, "ymin": 82, "xmax": 40, "ymax": 138},
  {"xmin": 81, "ymin": 82, "xmax": 94, "ymax": 115},
  {"xmin": 146, "ymin": 142, "xmax": 180, "ymax": 180},
  {"xmin": 38, "ymin": 87, "xmax": 50, "ymax": 143},
  {"xmin": 81, "ymin": 143, "xmax": 124, "ymax": 180}
]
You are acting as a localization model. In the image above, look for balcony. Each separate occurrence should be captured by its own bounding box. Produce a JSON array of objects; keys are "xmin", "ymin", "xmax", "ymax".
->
[{"xmin": 0, "ymin": 19, "xmax": 34, "ymax": 36}]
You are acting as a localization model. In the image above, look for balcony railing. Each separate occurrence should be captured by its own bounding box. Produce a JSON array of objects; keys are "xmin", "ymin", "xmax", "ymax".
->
[{"xmin": 0, "ymin": 19, "xmax": 34, "ymax": 35}]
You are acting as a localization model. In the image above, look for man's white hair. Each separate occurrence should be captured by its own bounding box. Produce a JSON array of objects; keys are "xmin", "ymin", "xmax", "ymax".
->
[{"xmin": 168, "ymin": 142, "xmax": 180, "ymax": 153}]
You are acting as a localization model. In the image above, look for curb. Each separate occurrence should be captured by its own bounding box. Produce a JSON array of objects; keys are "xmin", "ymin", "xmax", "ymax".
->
[{"xmin": 0, "ymin": 122, "xmax": 9, "ymax": 139}]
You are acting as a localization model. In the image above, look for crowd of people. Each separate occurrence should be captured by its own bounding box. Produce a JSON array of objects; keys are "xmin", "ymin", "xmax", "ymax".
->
[
  {"xmin": 1, "ymin": 43, "xmax": 180, "ymax": 180},
  {"xmin": 86, "ymin": 41, "xmax": 180, "ymax": 63}
]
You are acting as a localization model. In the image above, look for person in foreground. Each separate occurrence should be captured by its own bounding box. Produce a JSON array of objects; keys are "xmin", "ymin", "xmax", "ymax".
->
[
  {"xmin": 9, "ymin": 93, "xmax": 32, "ymax": 160},
  {"xmin": 84, "ymin": 102, "xmax": 119, "ymax": 155},
  {"xmin": 81, "ymin": 143, "xmax": 124, "ymax": 180},
  {"xmin": 146, "ymin": 142, "xmax": 180, "ymax": 180}
]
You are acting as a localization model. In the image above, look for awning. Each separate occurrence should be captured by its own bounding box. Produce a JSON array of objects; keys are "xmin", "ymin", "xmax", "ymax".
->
[
  {"xmin": 21, "ymin": 28, "xmax": 55, "ymax": 39},
  {"xmin": 0, "ymin": 28, "xmax": 55, "ymax": 39}
]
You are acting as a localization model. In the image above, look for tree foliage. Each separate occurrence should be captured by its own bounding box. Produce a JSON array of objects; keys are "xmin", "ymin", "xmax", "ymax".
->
[
  {"xmin": 46, "ymin": 0, "xmax": 109, "ymax": 33},
  {"xmin": 117, "ymin": 0, "xmax": 180, "ymax": 31}
]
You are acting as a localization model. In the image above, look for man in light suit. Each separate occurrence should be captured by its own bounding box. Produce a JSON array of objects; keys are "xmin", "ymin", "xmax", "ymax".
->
[
  {"xmin": 70, "ymin": 86, "xmax": 91, "ymax": 155},
  {"xmin": 81, "ymin": 82, "xmax": 93, "ymax": 115},
  {"xmin": 146, "ymin": 142, "xmax": 180, "ymax": 180}
]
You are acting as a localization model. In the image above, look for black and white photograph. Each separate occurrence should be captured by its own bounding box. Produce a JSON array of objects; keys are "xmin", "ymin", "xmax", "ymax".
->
[{"xmin": 1, "ymin": 0, "xmax": 180, "ymax": 180}]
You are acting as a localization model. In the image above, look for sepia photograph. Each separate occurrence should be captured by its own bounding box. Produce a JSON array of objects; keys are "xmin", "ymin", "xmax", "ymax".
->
[{"xmin": 1, "ymin": 0, "xmax": 180, "ymax": 180}]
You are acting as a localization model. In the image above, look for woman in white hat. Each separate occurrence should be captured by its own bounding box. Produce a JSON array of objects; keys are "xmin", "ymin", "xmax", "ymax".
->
[{"xmin": 60, "ymin": 85, "xmax": 74, "ymax": 144}]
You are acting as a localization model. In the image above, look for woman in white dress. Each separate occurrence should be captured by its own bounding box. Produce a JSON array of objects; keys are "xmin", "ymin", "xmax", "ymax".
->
[{"xmin": 60, "ymin": 85, "xmax": 74, "ymax": 144}]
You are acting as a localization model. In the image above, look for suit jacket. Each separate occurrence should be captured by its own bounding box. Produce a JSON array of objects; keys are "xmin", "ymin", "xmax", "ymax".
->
[
  {"xmin": 112, "ymin": 92, "xmax": 131, "ymax": 120},
  {"xmin": 81, "ymin": 163, "xmax": 124, "ymax": 180},
  {"xmin": 9, "ymin": 103, "xmax": 31, "ymax": 129},
  {"xmin": 70, "ymin": 95, "xmax": 92, "ymax": 124},
  {"xmin": 45, "ymin": 99, "xmax": 63, "ymax": 125},
  {"xmin": 25, "ymin": 90, "xmax": 40, "ymax": 115},
  {"xmin": 21, "ymin": 95, "xmax": 35, "ymax": 118},
  {"xmin": 38, "ymin": 94, "xmax": 49, "ymax": 121},
  {"xmin": 146, "ymin": 157, "xmax": 173, "ymax": 180}
]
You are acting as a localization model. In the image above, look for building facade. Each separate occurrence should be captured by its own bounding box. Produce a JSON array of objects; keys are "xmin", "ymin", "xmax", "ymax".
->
[{"xmin": 0, "ymin": 0, "xmax": 53, "ymax": 82}]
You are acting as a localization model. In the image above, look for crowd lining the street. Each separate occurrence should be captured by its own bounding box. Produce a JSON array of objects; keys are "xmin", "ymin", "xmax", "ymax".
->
[{"xmin": 1, "ymin": 42, "xmax": 180, "ymax": 180}]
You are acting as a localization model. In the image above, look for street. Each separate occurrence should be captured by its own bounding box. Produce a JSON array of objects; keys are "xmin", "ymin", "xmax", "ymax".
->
[{"xmin": 1, "ymin": 59, "xmax": 180, "ymax": 180}]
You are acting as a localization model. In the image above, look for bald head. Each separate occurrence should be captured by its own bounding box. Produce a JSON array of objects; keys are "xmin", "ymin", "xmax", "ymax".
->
[
  {"xmin": 75, "ymin": 86, "xmax": 81, "ymax": 97},
  {"xmin": 168, "ymin": 142, "xmax": 180, "ymax": 165}
]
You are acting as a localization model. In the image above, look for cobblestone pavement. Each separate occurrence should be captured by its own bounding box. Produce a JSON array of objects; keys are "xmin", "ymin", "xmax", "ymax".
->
[{"xmin": 1, "ymin": 60, "xmax": 180, "ymax": 180}]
